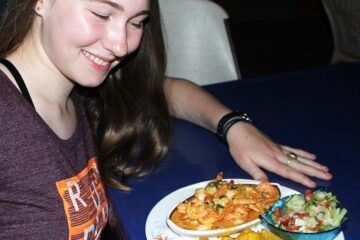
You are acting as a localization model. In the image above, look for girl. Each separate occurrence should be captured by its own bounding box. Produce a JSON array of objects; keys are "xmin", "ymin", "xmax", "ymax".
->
[{"xmin": 0, "ymin": 0, "xmax": 331, "ymax": 239}]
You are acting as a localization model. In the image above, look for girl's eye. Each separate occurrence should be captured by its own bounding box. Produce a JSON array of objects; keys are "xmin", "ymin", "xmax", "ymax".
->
[
  {"xmin": 92, "ymin": 12, "xmax": 110, "ymax": 20},
  {"xmin": 131, "ymin": 22, "xmax": 143, "ymax": 29}
]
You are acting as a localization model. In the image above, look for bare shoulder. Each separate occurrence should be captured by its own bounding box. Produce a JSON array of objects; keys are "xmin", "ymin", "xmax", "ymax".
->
[{"xmin": 0, "ymin": 64, "xmax": 18, "ymax": 92}]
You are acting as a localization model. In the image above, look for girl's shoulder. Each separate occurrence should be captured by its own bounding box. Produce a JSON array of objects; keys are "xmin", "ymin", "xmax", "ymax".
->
[
  {"xmin": 0, "ymin": 69, "xmax": 15, "ymax": 100},
  {"xmin": 0, "ymin": 67, "xmax": 13, "ymax": 86},
  {"xmin": 0, "ymin": 69, "xmax": 29, "ymax": 114}
]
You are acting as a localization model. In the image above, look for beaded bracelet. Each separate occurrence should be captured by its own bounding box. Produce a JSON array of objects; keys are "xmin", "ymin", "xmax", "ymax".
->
[{"xmin": 216, "ymin": 111, "xmax": 252, "ymax": 143}]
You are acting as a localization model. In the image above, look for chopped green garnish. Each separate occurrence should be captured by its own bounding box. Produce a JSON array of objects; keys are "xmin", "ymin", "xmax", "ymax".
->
[
  {"xmin": 215, "ymin": 204, "xmax": 224, "ymax": 209},
  {"xmin": 206, "ymin": 180, "xmax": 223, "ymax": 189}
]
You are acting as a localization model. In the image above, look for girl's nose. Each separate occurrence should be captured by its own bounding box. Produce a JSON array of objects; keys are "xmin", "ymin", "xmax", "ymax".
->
[{"xmin": 103, "ymin": 25, "xmax": 129, "ymax": 57}]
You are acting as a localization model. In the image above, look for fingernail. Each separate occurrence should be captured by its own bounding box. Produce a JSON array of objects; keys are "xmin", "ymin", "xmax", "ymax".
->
[
  {"xmin": 322, "ymin": 166, "xmax": 329, "ymax": 172},
  {"xmin": 309, "ymin": 181, "xmax": 316, "ymax": 188},
  {"xmin": 258, "ymin": 176, "xmax": 268, "ymax": 182}
]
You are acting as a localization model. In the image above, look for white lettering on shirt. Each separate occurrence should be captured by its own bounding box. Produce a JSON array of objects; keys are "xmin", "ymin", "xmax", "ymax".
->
[
  {"xmin": 90, "ymin": 181, "xmax": 101, "ymax": 210},
  {"xmin": 68, "ymin": 183, "xmax": 87, "ymax": 212},
  {"xmin": 83, "ymin": 216, "xmax": 103, "ymax": 240}
]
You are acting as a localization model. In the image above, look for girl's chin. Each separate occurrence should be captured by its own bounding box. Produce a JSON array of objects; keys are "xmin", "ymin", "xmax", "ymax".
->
[{"xmin": 76, "ymin": 77, "xmax": 106, "ymax": 88}]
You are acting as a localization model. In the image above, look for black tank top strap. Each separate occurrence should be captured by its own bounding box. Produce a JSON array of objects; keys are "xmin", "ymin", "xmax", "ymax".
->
[{"xmin": 0, "ymin": 58, "xmax": 35, "ymax": 108}]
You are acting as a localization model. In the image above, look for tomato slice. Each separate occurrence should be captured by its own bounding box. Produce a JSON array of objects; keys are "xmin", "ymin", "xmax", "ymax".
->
[
  {"xmin": 286, "ymin": 225, "xmax": 301, "ymax": 231},
  {"xmin": 280, "ymin": 216, "xmax": 294, "ymax": 226},
  {"xmin": 274, "ymin": 207, "xmax": 282, "ymax": 217},
  {"xmin": 305, "ymin": 189, "xmax": 314, "ymax": 202},
  {"xmin": 319, "ymin": 199, "xmax": 328, "ymax": 206},
  {"xmin": 294, "ymin": 212, "xmax": 306, "ymax": 219},
  {"xmin": 280, "ymin": 219, "xmax": 289, "ymax": 226}
]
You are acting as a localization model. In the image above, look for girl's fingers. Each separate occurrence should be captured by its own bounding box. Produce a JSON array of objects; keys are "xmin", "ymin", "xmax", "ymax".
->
[
  {"xmin": 227, "ymin": 124, "xmax": 332, "ymax": 188},
  {"xmin": 280, "ymin": 145, "xmax": 329, "ymax": 172},
  {"xmin": 295, "ymin": 156, "xmax": 329, "ymax": 172},
  {"xmin": 280, "ymin": 145, "xmax": 316, "ymax": 160},
  {"xmin": 277, "ymin": 153, "xmax": 332, "ymax": 180},
  {"xmin": 237, "ymin": 152, "xmax": 316, "ymax": 188},
  {"xmin": 259, "ymin": 157, "xmax": 317, "ymax": 188}
]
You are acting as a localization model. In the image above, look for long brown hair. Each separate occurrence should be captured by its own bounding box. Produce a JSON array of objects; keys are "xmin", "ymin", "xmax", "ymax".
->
[
  {"xmin": 0, "ymin": 0, "xmax": 172, "ymax": 190},
  {"xmin": 0, "ymin": 0, "xmax": 37, "ymax": 57},
  {"xmin": 93, "ymin": 0, "xmax": 172, "ymax": 190}
]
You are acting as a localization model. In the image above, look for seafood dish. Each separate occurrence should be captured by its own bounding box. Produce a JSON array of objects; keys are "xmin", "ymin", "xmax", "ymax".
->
[{"xmin": 169, "ymin": 172, "xmax": 281, "ymax": 231}]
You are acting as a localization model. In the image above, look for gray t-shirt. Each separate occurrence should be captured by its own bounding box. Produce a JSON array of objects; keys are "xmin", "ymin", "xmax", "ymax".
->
[{"xmin": 0, "ymin": 71, "xmax": 108, "ymax": 239}]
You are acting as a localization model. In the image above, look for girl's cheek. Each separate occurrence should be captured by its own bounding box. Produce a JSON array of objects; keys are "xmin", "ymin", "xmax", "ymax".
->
[
  {"xmin": 128, "ymin": 31, "xmax": 144, "ymax": 54},
  {"xmin": 69, "ymin": 17, "xmax": 104, "ymax": 45}
]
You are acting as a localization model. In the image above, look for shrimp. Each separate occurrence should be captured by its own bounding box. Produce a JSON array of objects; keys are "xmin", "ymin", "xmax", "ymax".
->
[
  {"xmin": 224, "ymin": 205, "xmax": 248, "ymax": 225},
  {"xmin": 263, "ymin": 196, "xmax": 282, "ymax": 204},
  {"xmin": 195, "ymin": 188, "xmax": 206, "ymax": 202},
  {"xmin": 256, "ymin": 182, "xmax": 279, "ymax": 195},
  {"xmin": 185, "ymin": 199, "xmax": 208, "ymax": 219},
  {"xmin": 245, "ymin": 186, "xmax": 260, "ymax": 198},
  {"xmin": 225, "ymin": 189, "xmax": 236, "ymax": 200},
  {"xmin": 171, "ymin": 175, "xmax": 281, "ymax": 231},
  {"xmin": 233, "ymin": 198, "xmax": 263, "ymax": 205},
  {"xmin": 197, "ymin": 211, "xmax": 217, "ymax": 230},
  {"xmin": 212, "ymin": 195, "xmax": 230, "ymax": 207},
  {"xmin": 177, "ymin": 202, "xmax": 187, "ymax": 214},
  {"xmin": 215, "ymin": 185, "xmax": 229, "ymax": 197},
  {"xmin": 246, "ymin": 202, "xmax": 266, "ymax": 213}
]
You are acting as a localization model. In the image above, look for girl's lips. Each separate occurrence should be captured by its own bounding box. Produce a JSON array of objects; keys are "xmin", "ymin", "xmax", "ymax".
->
[
  {"xmin": 82, "ymin": 50, "xmax": 112, "ymax": 72},
  {"xmin": 82, "ymin": 50, "xmax": 112, "ymax": 65}
]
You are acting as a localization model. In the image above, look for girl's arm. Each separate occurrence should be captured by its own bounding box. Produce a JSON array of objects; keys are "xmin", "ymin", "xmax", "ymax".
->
[{"xmin": 164, "ymin": 77, "xmax": 332, "ymax": 188}]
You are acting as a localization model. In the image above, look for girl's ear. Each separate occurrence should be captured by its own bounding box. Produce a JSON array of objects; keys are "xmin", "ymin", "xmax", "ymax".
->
[{"xmin": 34, "ymin": 0, "xmax": 45, "ymax": 16}]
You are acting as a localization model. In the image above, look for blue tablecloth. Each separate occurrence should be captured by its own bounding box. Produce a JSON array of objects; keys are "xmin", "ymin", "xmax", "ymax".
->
[{"xmin": 106, "ymin": 63, "xmax": 360, "ymax": 240}]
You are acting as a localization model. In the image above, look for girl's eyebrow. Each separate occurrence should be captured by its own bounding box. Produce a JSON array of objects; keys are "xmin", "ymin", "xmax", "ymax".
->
[
  {"xmin": 84, "ymin": 0, "xmax": 151, "ymax": 17},
  {"xmin": 133, "ymin": 10, "xmax": 150, "ymax": 18},
  {"xmin": 86, "ymin": 0, "xmax": 124, "ymax": 10}
]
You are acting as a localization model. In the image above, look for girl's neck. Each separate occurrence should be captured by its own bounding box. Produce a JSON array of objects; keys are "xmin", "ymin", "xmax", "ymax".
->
[
  {"xmin": 7, "ymin": 35, "xmax": 75, "ymax": 108},
  {"xmin": 1, "ymin": 30, "xmax": 78, "ymax": 140}
]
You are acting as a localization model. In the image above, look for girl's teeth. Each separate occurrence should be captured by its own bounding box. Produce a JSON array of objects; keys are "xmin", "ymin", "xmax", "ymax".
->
[{"xmin": 83, "ymin": 51, "xmax": 109, "ymax": 66}]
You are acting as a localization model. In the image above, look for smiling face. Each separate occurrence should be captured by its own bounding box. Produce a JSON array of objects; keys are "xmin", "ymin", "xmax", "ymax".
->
[{"xmin": 36, "ymin": 0, "xmax": 150, "ymax": 87}]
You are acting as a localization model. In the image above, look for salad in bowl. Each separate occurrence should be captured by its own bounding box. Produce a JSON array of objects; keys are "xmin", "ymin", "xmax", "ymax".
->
[{"xmin": 261, "ymin": 188, "xmax": 347, "ymax": 240}]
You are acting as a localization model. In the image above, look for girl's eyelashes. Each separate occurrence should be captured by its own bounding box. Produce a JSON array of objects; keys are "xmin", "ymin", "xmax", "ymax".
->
[
  {"xmin": 91, "ymin": 11, "xmax": 110, "ymax": 20},
  {"xmin": 131, "ymin": 22, "xmax": 143, "ymax": 29},
  {"xmin": 89, "ymin": 8, "xmax": 148, "ymax": 27},
  {"xmin": 131, "ymin": 17, "xmax": 149, "ymax": 29}
]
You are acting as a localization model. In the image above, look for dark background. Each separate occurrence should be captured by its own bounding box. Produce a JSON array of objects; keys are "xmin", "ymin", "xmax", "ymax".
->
[{"xmin": 211, "ymin": 0, "xmax": 333, "ymax": 78}]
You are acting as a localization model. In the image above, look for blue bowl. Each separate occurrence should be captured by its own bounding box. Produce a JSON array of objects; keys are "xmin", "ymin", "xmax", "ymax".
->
[{"xmin": 260, "ymin": 195, "xmax": 347, "ymax": 240}]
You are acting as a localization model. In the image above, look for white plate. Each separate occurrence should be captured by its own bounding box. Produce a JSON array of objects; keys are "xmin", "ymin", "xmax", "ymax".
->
[{"xmin": 145, "ymin": 179, "xmax": 345, "ymax": 240}]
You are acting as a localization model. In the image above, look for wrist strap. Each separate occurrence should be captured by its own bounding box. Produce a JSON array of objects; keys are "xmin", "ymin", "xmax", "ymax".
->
[{"xmin": 216, "ymin": 110, "xmax": 252, "ymax": 143}]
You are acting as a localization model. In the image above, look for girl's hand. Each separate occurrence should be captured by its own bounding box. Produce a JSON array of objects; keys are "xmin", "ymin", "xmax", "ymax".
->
[{"xmin": 226, "ymin": 122, "xmax": 332, "ymax": 188}]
